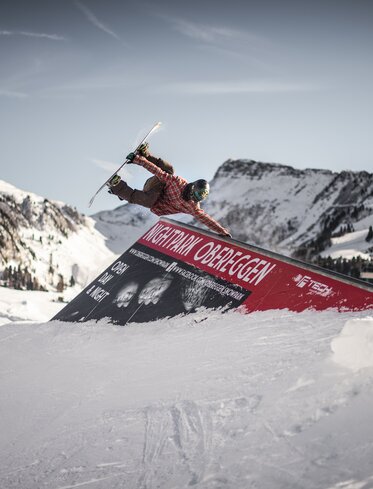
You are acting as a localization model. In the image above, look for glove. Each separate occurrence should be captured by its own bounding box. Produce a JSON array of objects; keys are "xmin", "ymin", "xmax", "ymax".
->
[
  {"xmin": 126, "ymin": 152, "xmax": 136, "ymax": 162},
  {"xmin": 222, "ymin": 232, "xmax": 232, "ymax": 238},
  {"xmin": 137, "ymin": 142, "xmax": 150, "ymax": 157}
]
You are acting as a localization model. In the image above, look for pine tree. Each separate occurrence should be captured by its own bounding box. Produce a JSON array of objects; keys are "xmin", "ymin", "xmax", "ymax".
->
[
  {"xmin": 366, "ymin": 226, "xmax": 373, "ymax": 242},
  {"xmin": 56, "ymin": 275, "xmax": 64, "ymax": 293}
]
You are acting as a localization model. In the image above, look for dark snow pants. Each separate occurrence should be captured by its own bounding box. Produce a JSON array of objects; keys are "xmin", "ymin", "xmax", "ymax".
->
[{"xmin": 111, "ymin": 155, "xmax": 174, "ymax": 208}]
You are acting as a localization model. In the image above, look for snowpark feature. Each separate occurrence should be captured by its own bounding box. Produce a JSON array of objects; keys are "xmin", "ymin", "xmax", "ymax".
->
[{"xmin": 54, "ymin": 219, "xmax": 373, "ymax": 326}]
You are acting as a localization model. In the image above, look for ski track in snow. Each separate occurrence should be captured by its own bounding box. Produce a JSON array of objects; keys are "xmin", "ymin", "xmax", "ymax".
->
[{"xmin": 1, "ymin": 309, "xmax": 373, "ymax": 488}]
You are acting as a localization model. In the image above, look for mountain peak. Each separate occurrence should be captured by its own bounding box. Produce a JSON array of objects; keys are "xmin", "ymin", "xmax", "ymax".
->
[{"xmin": 214, "ymin": 159, "xmax": 334, "ymax": 180}]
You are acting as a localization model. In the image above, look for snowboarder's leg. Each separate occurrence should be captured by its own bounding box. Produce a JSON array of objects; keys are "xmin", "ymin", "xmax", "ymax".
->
[
  {"xmin": 140, "ymin": 155, "xmax": 173, "ymax": 195},
  {"xmin": 146, "ymin": 155, "xmax": 174, "ymax": 175},
  {"xmin": 110, "ymin": 180, "xmax": 161, "ymax": 208},
  {"xmin": 108, "ymin": 151, "xmax": 173, "ymax": 208},
  {"xmin": 137, "ymin": 143, "xmax": 174, "ymax": 175}
]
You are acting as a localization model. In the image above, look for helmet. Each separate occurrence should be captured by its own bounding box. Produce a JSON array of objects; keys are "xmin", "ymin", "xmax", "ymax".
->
[{"xmin": 191, "ymin": 179, "xmax": 210, "ymax": 202}]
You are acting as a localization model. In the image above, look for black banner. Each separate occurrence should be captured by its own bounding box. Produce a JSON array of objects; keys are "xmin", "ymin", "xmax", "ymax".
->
[{"xmin": 53, "ymin": 243, "xmax": 251, "ymax": 326}]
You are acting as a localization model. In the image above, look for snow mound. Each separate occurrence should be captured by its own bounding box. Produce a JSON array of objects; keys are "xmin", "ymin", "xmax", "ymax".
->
[{"xmin": 331, "ymin": 317, "xmax": 373, "ymax": 371}]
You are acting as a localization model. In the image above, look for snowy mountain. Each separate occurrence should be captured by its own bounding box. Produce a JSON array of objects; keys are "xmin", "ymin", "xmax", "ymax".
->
[
  {"xmin": 0, "ymin": 180, "xmax": 116, "ymax": 291},
  {"xmin": 204, "ymin": 160, "xmax": 373, "ymax": 259}
]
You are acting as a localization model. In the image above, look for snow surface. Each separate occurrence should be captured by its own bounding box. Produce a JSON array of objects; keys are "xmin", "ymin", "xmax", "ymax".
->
[
  {"xmin": 0, "ymin": 287, "xmax": 77, "ymax": 326},
  {"xmin": 321, "ymin": 225, "xmax": 372, "ymax": 260},
  {"xmin": 1, "ymin": 307, "xmax": 373, "ymax": 489}
]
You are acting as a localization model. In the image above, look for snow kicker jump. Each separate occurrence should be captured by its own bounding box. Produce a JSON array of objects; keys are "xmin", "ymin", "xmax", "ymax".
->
[{"xmin": 53, "ymin": 218, "xmax": 373, "ymax": 325}]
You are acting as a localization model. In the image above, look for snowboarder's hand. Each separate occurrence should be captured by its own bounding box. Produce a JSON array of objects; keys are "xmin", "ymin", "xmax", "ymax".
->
[
  {"xmin": 222, "ymin": 231, "xmax": 232, "ymax": 238},
  {"xmin": 138, "ymin": 142, "xmax": 150, "ymax": 157},
  {"xmin": 126, "ymin": 152, "xmax": 136, "ymax": 163}
]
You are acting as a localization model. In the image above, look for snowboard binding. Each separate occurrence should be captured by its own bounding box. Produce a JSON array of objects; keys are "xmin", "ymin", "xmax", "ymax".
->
[{"xmin": 107, "ymin": 174, "xmax": 121, "ymax": 188}]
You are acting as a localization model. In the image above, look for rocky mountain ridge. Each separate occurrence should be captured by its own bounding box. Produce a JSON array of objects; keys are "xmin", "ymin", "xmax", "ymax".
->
[
  {"xmin": 0, "ymin": 180, "xmax": 115, "ymax": 291},
  {"xmin": 203, "ymin": 159, "xmax": 373, "ymax": 259}
]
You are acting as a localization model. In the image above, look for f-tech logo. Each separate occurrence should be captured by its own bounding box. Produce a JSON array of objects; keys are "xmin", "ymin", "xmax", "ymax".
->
[{"xmin": 293, "ymin": 274, "xmax": 334, "ymax": 298}]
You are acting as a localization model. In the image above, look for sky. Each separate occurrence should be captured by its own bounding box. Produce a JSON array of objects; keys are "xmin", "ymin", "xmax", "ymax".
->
[{"xmin": 0, "ymin": 0, "xmax": 372, "ymax": 215}]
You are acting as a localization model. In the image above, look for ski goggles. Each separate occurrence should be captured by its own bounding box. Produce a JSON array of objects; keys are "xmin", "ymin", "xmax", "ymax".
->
[{"xmin": 193, "ymin": 188, "xmax": 209, "ymax": 202}]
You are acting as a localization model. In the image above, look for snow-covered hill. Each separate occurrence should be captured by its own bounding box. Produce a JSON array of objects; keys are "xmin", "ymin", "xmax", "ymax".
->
[
  {"xmin": 1, "ymin": 309, "xmax": 373, "ymax": 488},
  {"xmin": 0, "ymin": 180, "xmax": 116, "ymax": 291},
  {"xmin": 204, "ymin": 160, "xmax": 373, "ymax": 258}
]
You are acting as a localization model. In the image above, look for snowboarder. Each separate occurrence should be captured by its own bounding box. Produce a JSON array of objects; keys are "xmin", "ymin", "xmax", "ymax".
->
[{"xmin": 108, "ymin": 143, "xmax": 231, "ymax": 237}]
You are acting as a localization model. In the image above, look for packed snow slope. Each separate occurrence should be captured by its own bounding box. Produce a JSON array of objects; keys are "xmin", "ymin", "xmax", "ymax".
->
[
  {"xmin": 1, "ymin": 309, "xmax": 373, "ymax": 489},
  {"xmin": 0, "ymin": 285, "xmax": 81, "ymax": 325},
  {"xmin": 320, "ymin": 214, "xmax": 373, "ymax": 261},
  {"xmin": 0, "ymin": 180, "xmax": 116, "ymax": 290}
]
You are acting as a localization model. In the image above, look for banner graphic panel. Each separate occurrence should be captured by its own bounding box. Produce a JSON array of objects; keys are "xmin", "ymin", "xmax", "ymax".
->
[{"xmin": 53, "ymin": 241, "xmax": 250, "ymax": 325}]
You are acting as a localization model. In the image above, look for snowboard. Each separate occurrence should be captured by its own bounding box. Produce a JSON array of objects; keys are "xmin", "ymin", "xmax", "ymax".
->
[{"xmin": 88, "ymin": 121, "xmax": 162, "ymax": 208}]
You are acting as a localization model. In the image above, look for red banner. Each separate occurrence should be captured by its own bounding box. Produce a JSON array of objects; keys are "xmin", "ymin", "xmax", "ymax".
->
[{"xmin": 139, "ymin": 219, "xmax": 373, "ymax": 312}]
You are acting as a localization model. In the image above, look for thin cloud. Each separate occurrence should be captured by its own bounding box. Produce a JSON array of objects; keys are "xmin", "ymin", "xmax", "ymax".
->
[
  {"xmin": 0, "ymin": 30, "xmax": 66, "ymax": 41},
  {"xmin": 160, "ymin": 80, "xmax": 324, "ymax": 95},
  {"xmin": 156, "ymin": 14, "xmax": 277, "ymax": 70},
  {"xmin": 74, "ymin": 1, "xmax": 120, "ymax": 41},
  {"xmin": 159, "ymin": 15, "xmax": 272, "ymax": 51},
  {"xmin": 90, "ymin": 159, "xmax": 119, "ymax": 173},
  {"xmin": 171, "ymin": 19, "xmax": 256, "ymax": 45},
  {"xmin": 90, "ymin": 158, "xmax": 133, "ymax": 182}
]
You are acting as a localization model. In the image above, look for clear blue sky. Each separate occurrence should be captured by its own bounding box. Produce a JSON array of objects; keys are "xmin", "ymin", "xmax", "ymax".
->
[{"xmin": 1, "ymin": 0, "xmax": 372, "ymax": 214}]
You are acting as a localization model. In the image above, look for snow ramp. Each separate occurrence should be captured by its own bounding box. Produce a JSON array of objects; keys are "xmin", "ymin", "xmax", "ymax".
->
[{"xmin": 53, "ymin": 218, "xmax": 373, "ymax": 325}]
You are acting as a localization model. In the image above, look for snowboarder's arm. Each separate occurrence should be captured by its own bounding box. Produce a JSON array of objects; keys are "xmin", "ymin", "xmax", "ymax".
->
[
  {"xmin": 133, "ymin": 155, "xmax": 174, "ymax": 183},
  {"xmin": 190, "ymin": 206, "xmax": 231, "ymax": 236}
]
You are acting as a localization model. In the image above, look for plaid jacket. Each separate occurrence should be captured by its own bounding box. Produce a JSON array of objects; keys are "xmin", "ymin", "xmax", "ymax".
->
[{"xmin": 134, "ymin": 156, "xmax": 229, "ymax": 236}]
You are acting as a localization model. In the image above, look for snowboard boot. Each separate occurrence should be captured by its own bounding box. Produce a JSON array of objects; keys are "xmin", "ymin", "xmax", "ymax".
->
[
  {"xmin": 107, "ymin": 174, "xmax": 121, "ymax": 187},
  {"xmin": 108, "ymin": 177, "xmax": 136, "ymax": 202},
  {"xmin": 108, "ymin": 175, "xmax": 134, "ymax": 201}
]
